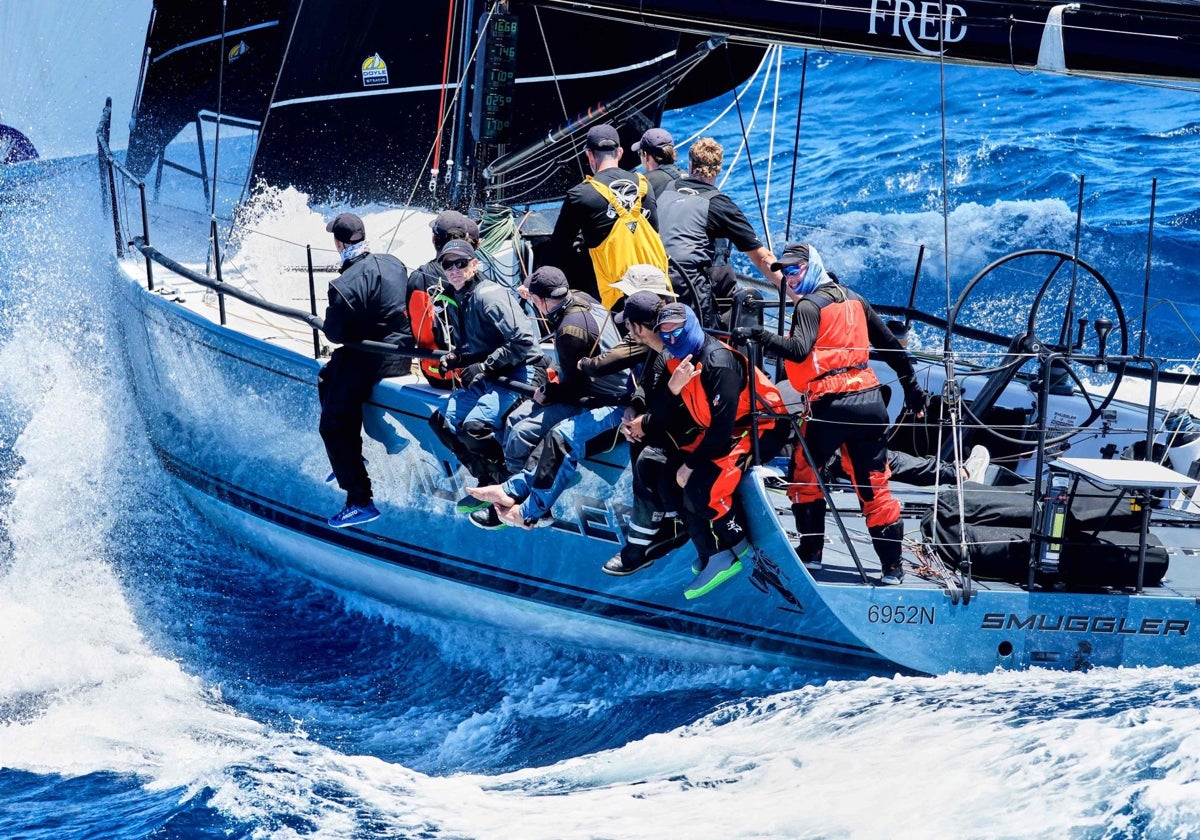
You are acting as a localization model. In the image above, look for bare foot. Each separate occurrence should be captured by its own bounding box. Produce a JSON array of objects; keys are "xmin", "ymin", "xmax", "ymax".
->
[
  {"xmin": 497, "ymin": 503, "xmax": 532, "ymax": 530},
  {"xmin": 467, "ymin": 484, "xmax": 517, "ymax": 506}
]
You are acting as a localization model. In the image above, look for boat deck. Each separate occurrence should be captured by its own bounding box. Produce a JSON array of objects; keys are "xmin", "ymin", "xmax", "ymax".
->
[
  {"xmin": 764, "ymin": 479, "xmax": 1200, "ymax": 598},
  {"xmin": 119, "ymin": 215, "xmax": 1200, "ymax": 605}
]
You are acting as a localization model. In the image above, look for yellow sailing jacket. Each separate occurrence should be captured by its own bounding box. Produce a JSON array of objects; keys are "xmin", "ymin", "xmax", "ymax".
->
[{"xmin": 585, "ymin": 174, "xmax": 670, "ymax": 309}]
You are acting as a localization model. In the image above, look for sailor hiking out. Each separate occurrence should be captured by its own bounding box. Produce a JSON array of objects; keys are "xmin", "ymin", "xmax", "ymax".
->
[
  {"xmin": 605, "ymin": 293, "xmax": 789, "ymax": 599},
  {"xmin": 428, "ymin": 239, "xmax": 546, "ymax": 528},
  {"xmin": 319, "ymin": 212, "xmax": 412, "ymax": 528},
  {"xmin": 467, "ymin": 265, "xmax": 632, "ymax": 528}
]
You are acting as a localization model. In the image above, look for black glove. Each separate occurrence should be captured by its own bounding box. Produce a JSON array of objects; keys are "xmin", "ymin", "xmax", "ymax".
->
[
  {"xmin": 459, "ymin": 362, "xmax": 491, "ymax": 389},
  {"xmin": 438, "ymin": 352, "xmax": 459, "ymax": 374},
  {"xmin": 732, "ymin": 326, "xmax": 767, "ymax": 345},
  {"xmin": 902, "ymin": 380, "xmax": 929, "ymax": 415}
]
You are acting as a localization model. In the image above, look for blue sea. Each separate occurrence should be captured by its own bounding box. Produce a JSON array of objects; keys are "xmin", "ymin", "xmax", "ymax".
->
[{"xmin": 3, "ymin": 46, "xmax": 1200, "ymax": 839}]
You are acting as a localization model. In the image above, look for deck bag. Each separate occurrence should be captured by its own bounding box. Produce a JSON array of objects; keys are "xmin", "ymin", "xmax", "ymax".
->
[
  {"xmin": 920, "ymin": 485, "xmax": 1169, "ymax": 587},
  {"xmin": 920, "ymin": 487, "xmax": 1038, "ymax": 579},
  {"xmin": 1058, "ymin": 531, "xmax": 1169, "ymax": 588}
]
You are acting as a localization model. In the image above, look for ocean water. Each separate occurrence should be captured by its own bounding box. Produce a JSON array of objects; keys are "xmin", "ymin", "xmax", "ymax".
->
[{"xmin": 2, "ymin": 47, "xmax": 1200, "ymax": 839}]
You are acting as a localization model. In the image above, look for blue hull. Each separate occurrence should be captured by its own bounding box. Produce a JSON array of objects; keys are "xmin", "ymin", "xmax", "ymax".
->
[{"xmin": 113, "ymin": 262, "xmax": 1200, "ymax": 676}]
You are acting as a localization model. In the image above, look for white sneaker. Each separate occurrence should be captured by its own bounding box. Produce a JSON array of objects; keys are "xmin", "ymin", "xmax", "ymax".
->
[{"xmin": 964, "ymin": 445, "xmax": 990, "ymax": 484}]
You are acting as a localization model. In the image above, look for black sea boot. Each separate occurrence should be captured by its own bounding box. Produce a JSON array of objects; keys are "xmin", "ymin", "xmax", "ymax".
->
[
  {"xmin": 870, "ymin": 520, "xmax": 906, "ymax": 585},
  {"xmin": 791, "ymin": 500, "xmax": 826, "ymax": 571}
]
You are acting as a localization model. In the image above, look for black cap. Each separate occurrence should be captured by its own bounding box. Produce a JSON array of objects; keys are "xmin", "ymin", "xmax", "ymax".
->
[
  {"xmin": 326, "ymin": 212, "xmax": 365, "ymax": 244},
  {"xmin": 585, "ymin": 124, "xmax": 620, "ymax": 152},
  {"xmin": 431, "ymin": 210, "xmax": 479, "ymax": 242},
  {"xmin": 654, "ymin": 302, "xmax": 688, "ymax": 328},
  {"xmin": 614, "ymin": 290, "xmax": 662, "ymax": 326},
  {"xmin": 770, "ymin": 242, "xmax": 810, "ymax": 272},
  {"xmin": 437, "ymin": 239, "xmax": 476, "ymax": 262},
  {"xmin": 528, "ymin": 266, "xmax": 569, "ymax": 299},
  {"xmin": 632, "ymin": 127, "xmax": 673, "ymax": 155}
]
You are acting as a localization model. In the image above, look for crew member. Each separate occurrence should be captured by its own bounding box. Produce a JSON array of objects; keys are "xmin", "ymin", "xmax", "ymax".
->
[
  {"xmin": 430, "ymin": 239, "xmax": 545, "ymax": 528},
  {"xmin": 467, "ymin": 266, "xmax": 630, "ymax": 528},
  {"xmin": 406, "ymin": 210, "xmax": 482, "ymax": 388},
  {"xmin": 745, "ymin": 243, "xmax": 927, "ymax": 585},
  {"xmin": 605, "ymin": 295, "xmax": 787, "ymax": 600},
  {"xmin": 634, "ymin": 127, "xmax": 685, "ymax": 197},
  {"xmin": 319, "ymin": 212, "xmax": 411, "ymax": 528},
  {"xmin": 657, "ymin": 137, "xmax": 782, "ymax": 328},
  {"xmin": 547, "ymin": 123, "xmax": 669, "ymax": 310}
]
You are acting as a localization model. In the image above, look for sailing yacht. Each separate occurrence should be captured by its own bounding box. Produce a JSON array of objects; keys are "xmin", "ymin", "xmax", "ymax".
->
[{"xmin": 97, "ymin": 0, "xmax": 1200, "ymax": 676}]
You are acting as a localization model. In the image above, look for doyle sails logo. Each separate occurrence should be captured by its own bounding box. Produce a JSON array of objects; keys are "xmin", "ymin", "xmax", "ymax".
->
[
  {"xmin": 362, "ymin": 53, "xmax": 389, "ymax": 87},
  {"xmin": 868, "ymin": 0, "xmax": 967, "ymax": 55},
  {"xmin": 228, "ymin": 40, "xmax": 248, "ymax": 62}
]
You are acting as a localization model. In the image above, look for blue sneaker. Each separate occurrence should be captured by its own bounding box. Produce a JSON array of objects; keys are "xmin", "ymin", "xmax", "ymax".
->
[{"xmin": 327, "ymin": 502, "xmax": 381, "ymax": 528}]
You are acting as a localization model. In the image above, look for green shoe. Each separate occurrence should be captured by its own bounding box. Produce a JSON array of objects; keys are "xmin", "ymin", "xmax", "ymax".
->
[
  {"xmin": 456, "ymin": 493, "xmax": 490, "ymax": 514},
  {"xmin": 684, "ymin": 552, "xmax": 743, "ymax": 600}
]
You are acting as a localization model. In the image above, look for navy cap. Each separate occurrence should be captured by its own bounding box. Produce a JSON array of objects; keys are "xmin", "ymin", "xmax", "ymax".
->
[
  {"xmin": 437, "ymin": 239, "xmax": 476, "ymax": 262},
  {"xmin": 326, "ymin": 212, "xmax": 365, "ymax": 244},
  {"xmin": 615, "ymin": 290, "xmax": 662, "ymax": 326},
  {"xmin": 585, "ymin": 124, "xmax": 620, "ymax": 151},
  {"xmin": 632, "ymin": 127, "xmax": 673, "ymax": 155},
  {"xmin": 431, "ymin": 210, "xmax": 479, "ymax": 242},
  {"xmin": 528, "ymin": 266, "xmax": 569, "ymax": 299}
]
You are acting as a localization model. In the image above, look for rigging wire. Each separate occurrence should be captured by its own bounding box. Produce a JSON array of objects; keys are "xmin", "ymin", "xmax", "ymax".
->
[
  {"xmin": 718, "ymin": 45, "xmax": 773, "ymax": 251},
  {"xmin": 532, "ymin": 6, "xmax": 584, "ymax": 183},
  {"xmin": 783, "ymin": 49, "xmax": 808, "ymax": 242},
  {"xmin": 210, "ymin": 0, "xmax": 228, "ymax": 226},
  {"xmin": 761, "ymin": 45, "xmax": 783, "ymax": 254},
  {"xmin": 431, "ymin": 0, "xmax": 459, "ymax": 191},
  {"xmin": 382, "ymin": 3, "xmax": 500, "ymax": 254},
  {"xmin": 233, "ymin": 0, "xmax": 307, "ymax": 229}
]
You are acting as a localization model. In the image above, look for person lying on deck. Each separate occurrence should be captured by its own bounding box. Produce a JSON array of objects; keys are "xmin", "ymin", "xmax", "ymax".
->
[{"xmin": 465, "ymin": 266, "xmax": 631, "ymax": 529}]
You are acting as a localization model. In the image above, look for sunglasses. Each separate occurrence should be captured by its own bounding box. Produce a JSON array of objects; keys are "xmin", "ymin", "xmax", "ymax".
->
[
  {"xmin": 783, "ymin": 262, "xmax": 808, "ymax": 290},
  {"xmin": 440, "ymin": 258, "xmax": 471, "ymax": 271},
  {"xmin": 658, "ymin": 324, "xmax": 686, "ymax": 342}
]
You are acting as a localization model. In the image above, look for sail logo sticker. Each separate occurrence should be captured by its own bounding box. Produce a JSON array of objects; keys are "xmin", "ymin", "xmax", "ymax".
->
[
  {"xmin": 362, "ymin": 53, "xmax": 389, "ymax": 87},
  {"xmin": 228, "ymin": 40, "xmax": 248, "ymax": 62},
  {"xmin": 867, "ymin": 0, "xmax": 967, "ymax": 56}
]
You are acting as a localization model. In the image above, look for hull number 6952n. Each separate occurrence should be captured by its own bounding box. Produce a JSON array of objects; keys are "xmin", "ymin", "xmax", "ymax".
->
[{"xmin": 868, "ymin": 605, "xmax": 935, "ymax": 625}]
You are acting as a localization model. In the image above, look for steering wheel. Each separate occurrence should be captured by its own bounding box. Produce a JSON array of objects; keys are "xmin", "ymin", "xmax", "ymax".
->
[{"xmin": 944, "ymin": 249, "xmax": 1128, "ymax": 448}]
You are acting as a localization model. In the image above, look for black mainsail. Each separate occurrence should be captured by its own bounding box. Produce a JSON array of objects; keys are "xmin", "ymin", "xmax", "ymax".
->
[
  {"xmin": 125, "ymin": 0, "xmax": 287, "ymax": 177},
  {"xmin": 530, "ymin": 0, "xmax": 1200, "ymax": 83},
  {"xmin": 125, "ymin": 0, "xmax": 764, "ymax": 206}
]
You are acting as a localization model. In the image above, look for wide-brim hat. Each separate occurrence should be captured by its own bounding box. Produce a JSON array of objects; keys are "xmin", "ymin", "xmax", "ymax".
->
[{"xmin": 611, "ymin": 264, "xmax": 677, "ymax": 298}]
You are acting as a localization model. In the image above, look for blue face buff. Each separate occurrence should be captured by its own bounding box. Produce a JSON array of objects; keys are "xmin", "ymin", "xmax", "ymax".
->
[
  {"xmin": 783, "ymin": 244, "xmax": 828, "ymax": 296},
  {"xmin": 339, "ymin": 240, "xmax": 369, "ymax": 262},
  {"xmin": 659, "ymin": 306, "xmax": 706, "ymax": 360}
]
